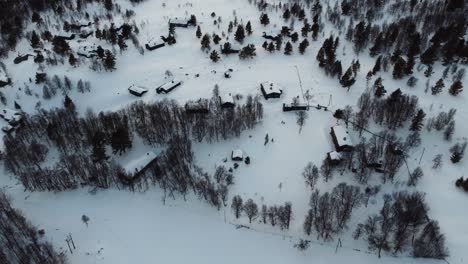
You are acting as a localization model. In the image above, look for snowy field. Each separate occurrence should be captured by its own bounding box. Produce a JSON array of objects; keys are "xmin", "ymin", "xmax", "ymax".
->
[{"xmin": 1, "ymin": 0, "xmax": 467, "ymax": 263}]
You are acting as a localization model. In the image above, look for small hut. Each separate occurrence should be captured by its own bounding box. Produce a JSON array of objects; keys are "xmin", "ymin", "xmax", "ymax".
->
[
  {"xmin": 145, "ymin": 38, "xmax": 166, "ymax": 51},
  {"xmin": 260, "ymin": 82, "xmax": 283, "ymax": 100},
  {"xmin": 231, "ymin": 149, "xmax": 243, "ymax": 161},
  {"xmin": 128, "ymin": 85, "xmax": 148, "ymax": 97},
  {"xmin": 156, "ymin": 79, "xmax": 182, "ymax": 94}
]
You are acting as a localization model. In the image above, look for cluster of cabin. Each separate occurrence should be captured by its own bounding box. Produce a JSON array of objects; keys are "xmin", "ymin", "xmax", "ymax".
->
[{"xmin": 144, "ymin": 16, "xmax": 196, "ymax": 52}]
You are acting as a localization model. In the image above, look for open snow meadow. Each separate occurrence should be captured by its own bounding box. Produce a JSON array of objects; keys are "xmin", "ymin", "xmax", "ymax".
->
[{"xmin": 0, "ymin": 0, "xmax": 467, "ymax": 263}]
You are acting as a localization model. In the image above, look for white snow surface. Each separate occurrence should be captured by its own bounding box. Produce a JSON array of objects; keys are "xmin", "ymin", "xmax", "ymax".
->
[{"xmin": 0, "ymin": 0, "xmax": 467, "ymax": 264}]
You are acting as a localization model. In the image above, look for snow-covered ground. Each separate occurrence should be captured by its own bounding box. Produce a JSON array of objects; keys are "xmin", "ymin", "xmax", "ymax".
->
[{"xmin": 1, "ymin": 0, "xmax": 467, "ymax": 263}]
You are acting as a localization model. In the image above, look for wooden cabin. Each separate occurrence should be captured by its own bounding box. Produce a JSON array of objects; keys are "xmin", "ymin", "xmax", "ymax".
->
[
  {"xmin": 128, "ymin": 85, "xmax": 148, "ymax": 97},
  {"xmin": 156, "ymin": 79, "xmax": 182, "ymax": 94},
  {"xmin": 69, "ymin": 21, "xmax": 93, "ymax": 32},
  {"xmin": 260, "ymin": 82, "xmax": 283, "ymax": 100},
  {"xmin": 330, "ymin": 125, "xmax": 354, "ymax": 152},
  {"xmin": 13, "ymin": 54, "xmax": 34, "ymax": 64},
  {"xmin": 231, "ymin": 149, "xmax": 244, "ymax": 161},
  {"xmin": 54, "ymin": 34, "xmax": 75, "ymax": 41},
  {"xmin": 169, "ymin": 18, "xmax": 195, "ymax": 28},
  {"xmin": 262, "ymin": 31, "xmax": 281, "ymax": 41},
  {"xmin": 77, "ymin": 45, "xmax": 97, "ymax": 58},
  {"xmin": 220, "ymin": 44, "xmax": 240, "ymax": 54},
  {"xmin": 145, "ymin": 38, "xmax": 166, "ymax": 51},
  {"xmin": 282, "ymin": 103, "xmax": 308, "ymax": 112},
  {"xmin": 79, "ymin": 31, "xmax": 94, "ymax": 39},
  {"xmin": 124, "ymin": 152, "xmax": 158, "ymax": 180},
  {"xmin": 220, "ymin": 94, "xmax": 235, "ymax": 108},
  {"xmin": 327, "ymin": 151, "xmax": 342, "ymax": 166}
]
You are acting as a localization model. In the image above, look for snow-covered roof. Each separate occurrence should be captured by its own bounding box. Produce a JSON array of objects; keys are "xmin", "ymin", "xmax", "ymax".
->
[
  {"xmin": 232, "ymin": 149, "xmax": 243, "ymax": 159},
  {"xmin": 0, "ymin": 108, "xmax": 21, "ymax": 122},
  {"xmin": 263, "ymin": 30, "xmax": 281, "ymax": 36},
  {"xmin": 0, "ymin": 68, "xmax": 8, "ymax": 83},
  {"xmin": 262, "ymin": 82, "xmax": 282, "ymax": 95},
  {"xmin": 128, "ymin": 85, "xmax": 148, "ymax": 94},
  {"xmin": 221, "ymin": 93, "xmax": 235, "ymax": 104},
  {"xmin": 328, "ymin": 151, "xmax": 342, "ymax": 161},
  {"xmin": 77, "ymin": 45, "xmax": 97, "ymax": 56},
  {"xmin": 124, "ymin": 152, "xmax": 157, "ymax": 174},
  {"xmin": 146, "ymin": 38, "xmax": 165, "ymax": 47},
  {"xmin": 169, "ymin": 18, "xmax": 190, "ymax": 24},
  {"xmin": 158, "ymin": 79, "xmax": 181, "ymax": 90},
  {"xmin": 332, "ymin": 125, "xmax": 353, "ymax": 147}
]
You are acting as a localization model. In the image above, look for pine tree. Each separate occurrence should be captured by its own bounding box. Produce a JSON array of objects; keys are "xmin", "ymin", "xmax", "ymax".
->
[
  {"xmin": 245, "ymin": 21, "xmax": 253, "ymax": 35},
  {"xmin": 420, "ymin": 45, "xmax": 438, "ymax": 65},
  {"xmin": 431, "ymin": 79, "xmax": 444, "ymax": 95},
  {"xmin": 213, "ymin": 34, "xmax": 221, "ymax": 45},
  {"xmin": 424, "ymin": 65, "xmax": 434, "ymax": 78},
  {"xmin": 374, "ymin": 77, "xmax": 386, "ymax": 98},
  {"xmin": 340, "ymin": 66, "xmax": 356, "ymax": 91},
  {"xmin": 200, "ymin": 34, "xmax": 211, "ymax": 50},
  {"xmin": 196, "ymin": 26, "xmax": 202, "ymax": 38},
  {"xmin": 210, "ymin": 50, "xmax": 220, "ymax": 62},
  {"xmin": 410, "ymin": 109, "xmax": 426, "ymax": 131},
  {"xmin": 104, "ymin": 0, "xmax": 113, "ymax": 11},
  {"xmin": 91, "ymin": 132, "xmax": 108, "ymax": 163},
  {"xmin": 52, "ymin": 37, "xmax": 70, "ymax": 55},
  {"xmin": 298, "ymin": 39, "xmax": 309, "ymax": 54},
  {"xmin": 283, "ymin": 8, "xmax": 291, "ymax": 20},
  {"xmin": 63, "ymin": 95, "xmax": 75, "ymax": 111},
  {"xmin": 284, "ymin": 41, "xmax": 293, "ymax": 55},
  {"xmin": 392, "ymin": 56, "xmax": 407, "ymax": 79},
  {"xmin": 103, "ymin": 50, "xmax": 116, "ymax": 71},
  {"xmin": 234, "ymin": 25, "xmax": 245, "ymax": 43},
  {"xmin": 267, "ymin": 42, "xmax": 275, "ymax": 53},
  {"xmin": 69, "ymin": 53, "xmax": 77, "ymax": 66},
  {"xmin": 291, "ymin": 32, "xmax": 299, "ymax": 43},
  {"xmin": 260, "ymin": 13, "xmax": 270, "ymax": 26},
  {"xmin": 111, "ymin": 126, "xmax": 132, "ymax": 155},
  {"xmin": 448, "ymin": 80, "xmax": 463, "ymax": 96},
  {"xmin": 31, "ymin": 31, "xmax": 40, "ymax": 48},
  {"xmin": 372, "ymin": 56, "xmax": 382, "ymax": 75}
]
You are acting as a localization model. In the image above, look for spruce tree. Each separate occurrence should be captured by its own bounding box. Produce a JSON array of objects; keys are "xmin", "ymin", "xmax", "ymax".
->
[
  {"xmin": 245, "ymin": 21, "xmax": 253, "ymax": 35},
  {"xmin": 210, "ymin": 50, "xmax": 220, "ymax": 62},
  {"xmin": 284, "ymin": 41, "xmax": 293, "ymax": 55},
  {"xmin": 267, "ymin": 42, "xmax": 275, "ymax": 52},
  {"xmin": 200, "ymin": 34, "xmax": 211, "ymax": 50},
  {"xmin": 234, "ymin": 25, "xmax": 245, "ymax": 43},
  {"xmin": 392, "ymin": 56, "xmax": 407, "ymax": 79},
  {"xmin": 31, "ymin": 31, "xmax": 40, "ymax": 48},
  {"xmin": 91, "ymin": 131, "xmax": 108, "ymax": 163},
  {"xmin": 283, "ymin": 8, "xmax": 291, "ymax": 20},
  {"xmin": 196, "ymin": 26, "xmax": 202, "ymax": 38},
  {"xmin": 213, "ymin": 34, "xmax": 221, "ymax": 44},
  {"xmin": 410, "ymin": 109, "xmax": 426, "ymax": 131},
  {"xmin": 424, "ymin": 65, "xmax": 434, "ymax": 77},
  {"xmin": 298, "ymin": 39, "xmax": 309, "ymax": 54},
  {"xmin": 448, "ymin": 80, "xmax": 463, "ymax": 96},
  {"xmin": 372, "ymin": 56, "xmax": 382, "ymax": 75},
  {"xmin": 103, "ymin": 50, "xmax": 116, "ymax": 71},
  {"xmin": 69, "ymin": 53, "xmax": 77, "ymax": 66},
  {"xmin": 431, "ymin": 79, "xmax": 444, "ymax": 95},
  {"xmin": 63, "ymin": 95, "xmax": 75, "ymax": 111},
  {"xmin": 374, "ymin": 77, "xmax": 386, "ymax": 98},
  {"xmin": 111, "ymin": 126, "xmax": 132, "ymax": 155},
  {"xmin": 340, "ymin": 66, "xmax": 356, "ymax": 91},
  {"xmin": 260, "ymin": 13, "xmax": 270, "ymax": 26}
]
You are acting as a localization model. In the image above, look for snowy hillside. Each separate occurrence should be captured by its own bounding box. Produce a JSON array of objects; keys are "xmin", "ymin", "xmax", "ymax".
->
[{"xmin": 0, "ymin": 0, "xmax": 466, "ymax": 263}]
